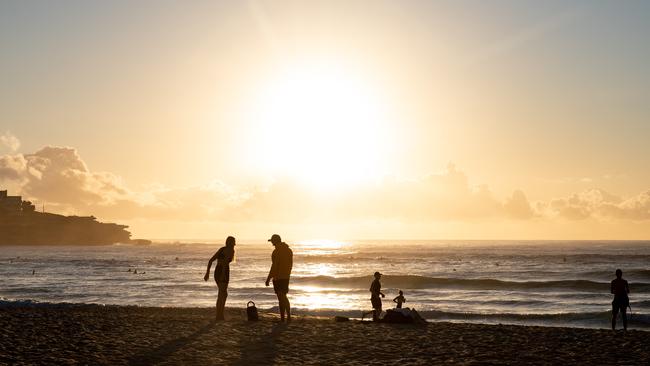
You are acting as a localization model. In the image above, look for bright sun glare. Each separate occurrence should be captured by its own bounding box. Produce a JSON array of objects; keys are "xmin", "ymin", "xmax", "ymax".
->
[{"xmin": 247, "ymin": 64, "xmax": 393, "ymax": 190}]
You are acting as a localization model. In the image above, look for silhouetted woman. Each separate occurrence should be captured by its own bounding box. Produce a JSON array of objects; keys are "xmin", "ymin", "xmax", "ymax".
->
[
  {"xmin": 204, "ymin": 236, "xmax": 236, "ymax": 320},
  {"xmin": 611, "ymin": 268, "xmax": 630, "ymax": 331}
]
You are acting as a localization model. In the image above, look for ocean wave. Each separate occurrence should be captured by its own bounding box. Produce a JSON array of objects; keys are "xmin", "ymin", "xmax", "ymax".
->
[
  {"xmin": 581, "ymin": 269, "xmax": 650, "ymax": 279},
  {"xmin": 294, "ymin": 252, "xmax": 650, "ymax": 262},
  {"xmin": 625, "ymin": 269, "xmax": 650, "ymax": 278},
  {"xmin": 1, "ymin": 287, "xmax": 53, "ymax": 294},
  {"xmin": 291, "ymin": 275, "xmax": 650, "ymax": 292},
  {"xmin": 0, "ymin": 298, "xmax": 104, "ymax": 308},
  {"xmin": 632, "ymin": 300, "xmax": 650, "ymax": 308}
]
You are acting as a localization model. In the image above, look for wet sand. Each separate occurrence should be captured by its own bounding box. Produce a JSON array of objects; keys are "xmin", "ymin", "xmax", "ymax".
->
[{"xmin": 1, "ymin": 306, "xmax": 648, "ymax": 365}]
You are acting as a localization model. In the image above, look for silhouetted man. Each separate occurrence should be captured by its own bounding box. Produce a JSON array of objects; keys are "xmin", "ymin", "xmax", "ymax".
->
[
  {"xmin": 362, "ymin": 271, "xmax": 385, "ymax": 321},
  {"xmin": 611, "ymin": 268, "xmax": 630, "ymax": 331},
  {"xmin": 265, "ymin": 234, "xmax": 293, "ymax": 322}
]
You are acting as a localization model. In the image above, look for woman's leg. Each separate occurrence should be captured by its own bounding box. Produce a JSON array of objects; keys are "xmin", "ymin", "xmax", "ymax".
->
[{"xmin": 216, "ymin": 282, "xmax": 228, "ymax": 320}]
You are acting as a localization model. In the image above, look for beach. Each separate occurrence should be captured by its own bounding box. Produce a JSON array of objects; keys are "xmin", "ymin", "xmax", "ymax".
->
[{"xmin": 1, "ymin": 305, "xmax": 648, "ymax": 365}]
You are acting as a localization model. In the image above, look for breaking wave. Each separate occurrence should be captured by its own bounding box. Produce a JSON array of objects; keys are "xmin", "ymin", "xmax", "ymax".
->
[{"xmin": 291, "ymin": 275, "xmax": 650, "ymax": 292}]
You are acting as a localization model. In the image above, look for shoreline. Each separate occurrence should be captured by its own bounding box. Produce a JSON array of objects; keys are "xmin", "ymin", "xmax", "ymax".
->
[
  {"xmin": 2, "ymin": 300, "xmax": 648, "ymax": 332},
  {"xmin": 2, "ymin": 305, "xmax": 649, "ymax": 365}
]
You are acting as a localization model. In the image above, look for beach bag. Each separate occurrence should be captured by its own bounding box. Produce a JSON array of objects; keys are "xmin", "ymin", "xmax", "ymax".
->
[{"xmin": 246, "ymin": 301, "xmax": 259, "ymax": 321}]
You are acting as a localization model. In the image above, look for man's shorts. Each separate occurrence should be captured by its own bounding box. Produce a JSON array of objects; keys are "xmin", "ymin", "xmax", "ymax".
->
[
  {"xmin": 273, "ymin": 279, "xmax": 290, "ymax": 294},
  {"xmin": 612, "ymin": 297, "xmax": 629, "ymax": 314},
  {"xmin": 371, "ymin": 296, "xmax": 382, "ymax": 310}
]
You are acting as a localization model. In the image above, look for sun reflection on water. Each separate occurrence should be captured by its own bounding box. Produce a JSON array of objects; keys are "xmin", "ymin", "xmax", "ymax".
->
[
  {"xmin": 291, "ymin": 285, "xmax": 359, "ymax": 310},
  {"xmin": 294, "ymin": 239, "xmax": 351, "ymax": 255}
]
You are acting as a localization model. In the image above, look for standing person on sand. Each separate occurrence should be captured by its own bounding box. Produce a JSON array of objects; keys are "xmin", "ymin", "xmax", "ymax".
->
[
  {"xmin": 204, "ymin": 236, "xmax": 236, "ymax": 321},
  {"xmin": 265, "ymin": 234, "xmax": 293, "ymax": 322},
  {"xmin": 362, "ymin": 272, "xmax": 385, "ymax": 321},
  {"xmin": 611, "ymin": 268, "xmax": 630, "ymax": 331}
]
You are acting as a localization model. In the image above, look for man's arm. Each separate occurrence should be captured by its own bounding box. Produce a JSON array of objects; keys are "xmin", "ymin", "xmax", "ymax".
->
[
  {"xmin": 265, "ymin": 251, "xmax": 276, "ymax": 286},
  {"xmin": 610, "ymin": 280, "xmax": 615, "ymax": 294},
  {"xmin": 288, "ymin": 249, "xmax": 293, "ymax": 274}
]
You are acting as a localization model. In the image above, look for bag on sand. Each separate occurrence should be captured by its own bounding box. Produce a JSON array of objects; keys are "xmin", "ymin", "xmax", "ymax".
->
[{"xmin": 247, "ymin": 301, "xmax": 259, "ymax": 321}]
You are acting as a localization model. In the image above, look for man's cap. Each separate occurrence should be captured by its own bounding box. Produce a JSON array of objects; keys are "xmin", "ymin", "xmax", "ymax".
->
[
  {"xmin": 374, "ymin": 271, "xmax": 381, "ymax": 276},
  {"xmin": 268, "ymin": 234, "xmax": 281, "ymax": 243}
]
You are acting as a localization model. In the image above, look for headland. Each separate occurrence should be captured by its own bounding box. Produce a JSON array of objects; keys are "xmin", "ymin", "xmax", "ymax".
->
[{"xmin": 0, "ymin": 189, "xmax": 147, "ymax": 245}]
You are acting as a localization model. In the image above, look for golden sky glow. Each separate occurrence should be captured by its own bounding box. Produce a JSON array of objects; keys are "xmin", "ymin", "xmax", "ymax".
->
[{"xmin": 1, "ymin": 1, "xmax": 649, "ymax": 239}]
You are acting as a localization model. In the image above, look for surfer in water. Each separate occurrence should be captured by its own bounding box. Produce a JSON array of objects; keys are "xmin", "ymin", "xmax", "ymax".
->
[{"xmin": 611, "ymin": 268, "xmax": 630, "ymax": 331}]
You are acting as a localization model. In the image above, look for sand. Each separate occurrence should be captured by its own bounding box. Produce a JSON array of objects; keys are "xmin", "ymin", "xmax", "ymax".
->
[{"xmin": 1, "ymin": 306, "xmax": 648, "ymax": 365}]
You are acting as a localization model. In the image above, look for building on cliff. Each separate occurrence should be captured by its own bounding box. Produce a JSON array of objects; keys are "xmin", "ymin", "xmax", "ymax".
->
[{"xmin": 0, "ymin": 189, "xmax": 133, "ymax": 245}]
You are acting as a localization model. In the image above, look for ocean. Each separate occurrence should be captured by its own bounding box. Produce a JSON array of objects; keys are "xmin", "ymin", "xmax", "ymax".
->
[{"xmin": 2, "ymin": 240, "xmax": 649, "ymax": 330}]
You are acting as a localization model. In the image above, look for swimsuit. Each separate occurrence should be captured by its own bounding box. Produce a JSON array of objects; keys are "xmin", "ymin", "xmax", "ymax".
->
[{"xmin": 213, "ymin": 247, "xmax": 233, "ymax": 284}]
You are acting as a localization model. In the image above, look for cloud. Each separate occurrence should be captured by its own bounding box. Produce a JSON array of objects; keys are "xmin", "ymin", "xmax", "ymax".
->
[
  {"xmin": 0, "ymin": 149, "xmax": 526, "ymax": 223},
  {"xmin": 233, "ymin": 164, "xmax": 533, "ymax": 223},
  {"xmin": 0, "ymin": 154, "xmax": 27, "ymax": 181},
  {"xmin": 546, "ymin": 189, "xmax": 616, "ymax": 220},
  {"xmin": 543, "ymin": 188, "xmax": 650, "ymax": 221},
  {"xmin": 349, "ymin": 164, "xmax": 505, "ymax": 220},
  {"xmin": 95, "ymin": 182, "xmax": 246, "ymax": 221},
  {"xmin": 504, "ymin": 189, "xmax": 535, "ymax": 219},
  {"xmin": 2, "ymin": 146, "xmax": 649, "ymax": 231},
  {"xmin": 20, "ymin": 146, "xmax": 129, "ymax": 206},
  {"xmin": 613, "ymin": 191, "xmax": 650, "ymax": 220},
  {"xmin": 0, "ymin": 132, "xmax": 20, "ymax": 152},
  {"xmin": 0, "ymin": 146, "xmax": 244, "ymax": 221}
]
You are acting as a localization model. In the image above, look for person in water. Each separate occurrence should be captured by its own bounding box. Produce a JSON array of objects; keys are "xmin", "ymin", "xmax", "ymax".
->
[
  {"xmin": 611, "ymin": 268, "xmax": 630, "ymax": 331},
  {"xmin": 265, "ymin": 234, "xmax": 293, "ymax": 322},
  {"xmin": 204, "ymin": 236, "xmax": 236, "ymax": 321},
  {"xmin": 393, "ymin": 290, "xmax": 406, "ymax": 309}
]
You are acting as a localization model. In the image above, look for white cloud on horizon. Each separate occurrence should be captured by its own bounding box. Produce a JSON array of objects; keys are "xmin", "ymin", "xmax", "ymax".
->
[
  {"xmin": 0, "ymin": 146, "xmax": 129, "ymax": 206},
  {"xmin": 542, "ymin": 188, "xmax": 650, "ymax": 221}
]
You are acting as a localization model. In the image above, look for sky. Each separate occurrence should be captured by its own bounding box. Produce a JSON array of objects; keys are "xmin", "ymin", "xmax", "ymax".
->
[{"xmin": 1, "ymin": 0, "xmax": 649, "ymax": 240}]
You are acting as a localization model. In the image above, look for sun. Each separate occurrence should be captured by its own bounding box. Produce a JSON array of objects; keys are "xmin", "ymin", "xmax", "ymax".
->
[{"xmin": 244, "ymin": 63, "xmax": 394, "ymax": 191}]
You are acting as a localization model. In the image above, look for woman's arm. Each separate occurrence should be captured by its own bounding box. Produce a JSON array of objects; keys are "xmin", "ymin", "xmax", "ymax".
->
[{"xmin": 204, "ymin": 252, "xmax": 219, "ymax": 281}]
